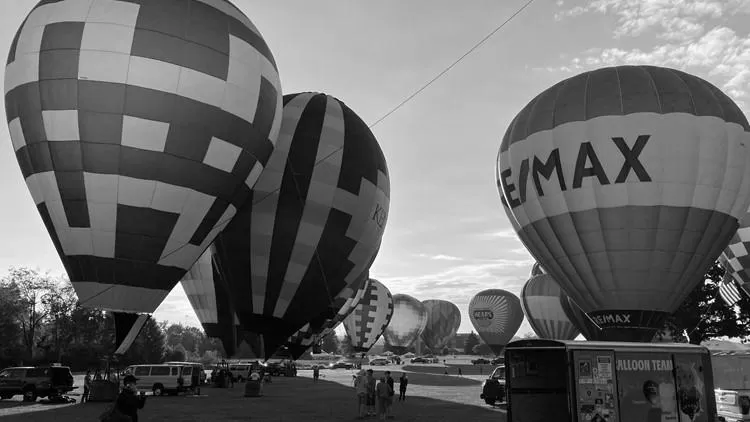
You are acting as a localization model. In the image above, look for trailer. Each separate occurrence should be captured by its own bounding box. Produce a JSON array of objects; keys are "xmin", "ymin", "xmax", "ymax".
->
[
  {"xmin": 504, "ymin": 339, "xmax": 719, "ymax": 422},
  {"xmin": 711, "ymin": 349, "xmax": 750, "ymax": 421}
]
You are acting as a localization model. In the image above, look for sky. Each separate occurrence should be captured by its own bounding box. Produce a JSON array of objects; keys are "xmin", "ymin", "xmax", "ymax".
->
[{"xmin": 2, "ymin": 0, "xmax": 750, "ymax": 338}]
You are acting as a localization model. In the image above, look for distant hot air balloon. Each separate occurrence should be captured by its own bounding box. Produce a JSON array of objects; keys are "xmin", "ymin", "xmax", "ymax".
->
[
  {"xmin": 530, "ymin": 262, "xmax": 545, "ymax": 277},
  {"xmin": 4, "ymin": 0, "xmax": 282, "ymax": 353},
  {"xmin": 284, "ymin": 272, "xmax": 371, "ymax": 359},
  {"xmin": 383, "ymin": 294, "xmax": 428, "ymax": 354},
  {"xmin": 720, "ymin": 216, "xmax": 750, "ymax": 297},
  {"xmin": 520, "ymin": 273, "xmax": 580, "ymax": 340},
  {"xmin": 181, "ymin": 246, "xmax": 240, "ymax": 357},
  {"xmin": 343, "ymin": 279, "xmax": 394, "ymax": 352},
  {"xmin": 420, "ymin": 300, "xmax": 461, "ymax": 351},
  {"xmin": 468, "ymin": 289, "xmax": 523, "ymax": 354},
  {"xmin": 497, "ymin": 65, "xmax": 750, "ymax": 341},
  {"xmin": 214, "ymin": 92, "xmax": 390, "ymax": 358}
]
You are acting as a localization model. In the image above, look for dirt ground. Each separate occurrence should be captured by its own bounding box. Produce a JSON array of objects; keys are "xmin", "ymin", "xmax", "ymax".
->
[{"xmin": 0, "ymin": 368, "xmax": 506, "ymax": 421}]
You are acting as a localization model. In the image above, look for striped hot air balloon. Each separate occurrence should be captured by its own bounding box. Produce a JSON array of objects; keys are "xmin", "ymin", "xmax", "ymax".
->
[
  {"xmin": 420, "ymin": 300, "xmax": 461, "ymax": 351},
  {"xmin": 181, "ymin": 246, "xmax": 241, "ymax": 357},
  {"xmin": 4, "ymin": 0, "xmax": 282, "ymax": 353},
  {"xmin": 498, "ymin": 65, "xmax": 750, "ymax": 342},
  {"xmin": 468, "ymin": 289, "xmax": 523, "ymax": 354},
  {"xmin": 521, "ymin": 273, "xmax": 580, "ymax": 340},
  {"xmin": 284, "ymin": 272, "xmax": 371, "ymax": 359},
  {"xmin": 343, "ymin": 279, "xmax": 394, "ymax": 352},
  {"xmin": 530, "ymin": 262, "xmax": 545, "ymax": 277},
  {"xmin": 384, "ymin": 294, "xmax": 428, "ymax": 354},
  {"xmin": 720, "ymin": 217, "xmax": 750, "ymax": 297},
  {"xmin": 214, "ymin": 92, "xmax": 390, "ymax": 357}
]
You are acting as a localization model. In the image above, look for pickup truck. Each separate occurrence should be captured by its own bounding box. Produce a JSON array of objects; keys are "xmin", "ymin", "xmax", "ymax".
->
[{"xmin": 480, "ymin": 365, "xmax": 506, "ymax": 406}]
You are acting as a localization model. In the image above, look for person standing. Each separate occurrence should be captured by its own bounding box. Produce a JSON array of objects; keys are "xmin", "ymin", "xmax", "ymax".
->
[
  {"xmin": 354, "ymin": 369, "xmax": 368, "ymax": 419},
  {"xmin": 384, "ymin": 371, "xmax": 395, "ymax": 418},
  {"xmin": 313, "ymin": 365, "xmax": 320, "ymax": 383},
  {"xmin": 115, "ymin": 375, "xmax": 146, "ymax": 422},
  {"xmin": 366, "ymin": 369, "xmax": 377, "ymax": 417},
  {"xmin": 227, "ymin": 369, "xmax": 234, "ymax": 388},
  {"xmin": 398, "ymin": 373, "xmax": 408, "ymax": 401},
  {"xmin": 82, "ymin": 370, "xmax": 91, "ymax": 403},
  {"xmin": 458, "ymin": 367, "xmax": 463, "ymax": 377},
  {"xmin": 376, "ymin": 377, "xmax": 389, "ymax": 421}
]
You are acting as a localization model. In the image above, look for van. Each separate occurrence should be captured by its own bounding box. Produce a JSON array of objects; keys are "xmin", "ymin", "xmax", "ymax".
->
[
  {"xmin": 124, "ymin": 364, "xmax": 186, "ymax": 396},
  {"xmin": 712, "ymin": 350, "xmax": 750, "ymax": 421},
  {"xmin": 163, "ymin": 361, "xmax": 207, "ymax": 386},
  {"xmin": 505, "ymin": 339, "xmax": 719, "ymax": 422}
]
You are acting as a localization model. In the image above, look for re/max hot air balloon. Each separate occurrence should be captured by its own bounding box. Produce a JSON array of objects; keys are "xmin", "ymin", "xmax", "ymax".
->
[
  {"xmin": 284, "ymin": 272, "xmax": 371, "ymax": 359},
  {"xmin": 4, "ymin": 0, "xmax": 282, "ymax": 353},
  {"xmin": 383, "ymin": 294, "xmax": 428, "ymax": 354},
  {"xmin": 214, "ymin": 92, "xmax": 390, "ymax": 358},
  {"xmin": 181, "ymin": 246, "xmax": 240, "ymax": 357},
  {"xmin": 469, "ymin": 289, "xmax": 523, "ymax": 354},
  {"xmin": 420, "ymin": 300, "xmax": 461, "ymax": 351},
  {"xmin": 343, "ymin": 279, "xmax": 394, "ymax": 352},
  {"xmin": 520, "ymin": 273, "xmax": 580, "ymax": 340},
  {"xmin": 497, "ymin": 65, "xmax": 750, "ymax": 341}
]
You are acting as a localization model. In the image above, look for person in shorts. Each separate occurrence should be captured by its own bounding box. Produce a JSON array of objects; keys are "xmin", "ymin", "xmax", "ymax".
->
[
  {"xmin": 354, "ymin": 369, "xmax": 368, "ymax": 419},
  {"xmin": 366, "ymin": 369, "xmax": 376, "ymax": 416}
]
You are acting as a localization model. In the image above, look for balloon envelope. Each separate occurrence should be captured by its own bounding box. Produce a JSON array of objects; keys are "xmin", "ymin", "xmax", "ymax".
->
[
  {"xmin": 720, "ymin": 213, "xmax": 750, "ymax": 297},
  {"xmin": 4, "ymin": 0, "xmax": 282, "ymax": 314},
  {"xmin": 468, "ymin": 289, "xmax": 523, "ymax": 354},
  {"xmin": 420, "ymin": 300, "xmax": 461, "ymax": 351},
  {"xmin": 562, "ymin": 297, "xmax": 603, "ymax": 341},
  {"xmin": 214, "ymin": 92, "xmax": 390, "ymax": 357},
  {"xmin": 383, "ymin": 294, "xmax": 428, "ymax": 352},
  {"xmin": 530, "ymin": 262, "xmax": 545, "ymax": 277},
  {"xmin": 521, "ymin": 274, "xmax": 580, "ymax": 340},
  {"xmin": 343, "ymin": 279, "xmax": 394, "ymax": 352},
  {"xmin": 497, "ymin": 65, "xmax": 750, "ymax": 341}
]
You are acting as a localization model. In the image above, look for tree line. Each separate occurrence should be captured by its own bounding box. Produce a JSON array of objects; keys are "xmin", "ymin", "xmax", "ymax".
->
[{"xmin": 0, "ymin": 267, "xmax": 226, "ymax": 371}]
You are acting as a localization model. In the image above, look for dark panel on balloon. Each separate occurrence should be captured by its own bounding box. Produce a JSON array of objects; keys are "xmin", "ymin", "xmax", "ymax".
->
[
  {"xmin": 337, "ymin": 102, "xmax": 389, "ymax": 196},
  {"xmin": 252, "ymin": 77, "xmax": 279, "ymax": 143},
  {"xmin": 189, "ymin": 198, "xmax": 229, "ymax": 245},
  {"xmin": 49, "ymin": 141, "xmax": 83, "ymax": 171},
  {"xmin": 39, "ymin": 79, "xmax": 78, "ymax": 110},
  {"xmin": 164, "ymin": 122, "xmax": 213, "ymax": 161},
  {"xmin": 79, "ymin": 81, "xmax": 126, "ymax": 114},
  {"xmin": 56, "ymin": 171, "xmax": 90, "ymax": 227},
  {"xmin": 227, "ymin": 17, "xmax": 277, "ymax": 70},
  {"xmin": 38, "ymin": 50, "xmax": 79, "ymax": 80},
  {"xmin": 40, "ymin": 21, "xmax": 85, "ymax": 51},
  {"xmin": 78, "ymin": 111, "xmax": 123, "ymax": 144},
  {"xmin": 134, "ymin": 0, "xmax": 188, "ymax": 39},
  {"xmin": 186, "ymin": 0, "xmax": 231, "ymax": 55}
]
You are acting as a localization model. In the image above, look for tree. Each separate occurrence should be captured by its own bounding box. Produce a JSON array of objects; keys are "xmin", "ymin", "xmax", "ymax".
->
[
  {"xmin": 0, "ymin": 282, "xmax": 24, "ymax": 366},
  {"xmin": 522, "ymin": 332, "xmax": 538, "ymax": 339},
  {"xmin": 320, "ymin": 332, "xmax": 340, "ymax": 353},
  {"xmin": 339, "ymin": 333, "xmax": 354, "ymax": 356},
  {"xmin": 464, "ymin": 332, "xmax": 480, "ymax": 355},
  {"xmin": 164, "ymin": 344, "xmax": 187, "ymax": 362},
  {"xmin": 656, "ymin": 262, "xmax": 750, "ymax": 344},
  {"xmin": 123, "ymin": 317, "xmax": 165, "ymax": 364}
]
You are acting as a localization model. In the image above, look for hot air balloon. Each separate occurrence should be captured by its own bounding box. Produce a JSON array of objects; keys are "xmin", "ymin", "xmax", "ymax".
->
[
  {"xmin": 284, "ymin": 272, "xmax": 371, "ymax": 359},
  {"xmin": 343, "ymin": 279, "xmax": 394, "ymax": 352},
  {"xmin": 4, "ymin": 0, "xmax": 283, "ymax": 353},
  {"xmin": 214, "ymin": 92, "xmax": 390, "ymax": 358},
  {"xmin": 530, "ymin": 262, "xmax": 545, "ymax": 277},
  {"xmin": 383, "ymin": 294, "xmax": 428, "ymax": 354},
  {"xmin": 561, "ymin": 297, "xmax": 602, "ymax": 341},
  {"xmin": 497, "ymin": 65, "xmax": 750, "ymax": 341},
  {"xmin": 520, "ymin": 273, "xmax": 580, "ymax": 340},
  {"xmin": 420, "ymin": 300, "xmax": 461, "ymax": 352},
  {"xmin": 468, "ymin": 289, "xmax": 523, "ymax": 354},
  {"xmin": 181, "ymin": 246, "xmax": 240, "ymax": 357},
  {"xmin": 719, "ymin": 217, "xmax": 750, "ymax": 296}
]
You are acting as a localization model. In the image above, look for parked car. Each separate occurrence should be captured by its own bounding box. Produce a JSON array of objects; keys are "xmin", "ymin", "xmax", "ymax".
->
[
  {"xmin": 0, "ymin": 364, "xmax": 75, "ymax": 402},
  {"xmin": 410, "ymin": 357, "xmax": 429, "ymax": 364},
  {"xmin": 369, "ymin": 358, "xmax": 389, "ymax": 366},
  {"xmin": 480, "ymin": 365, "xmax": 506, "ymax": 406},
  {"xmin": 329, "ymin": 361, "xmax": 355, "ymax": 369},
  {"xmin": 471, "ymin": 358, "xmax": 491, "ymax": 365},
  {"xmin": 490, "ymin": 357, "xmax": 504, "ymax": 365}
]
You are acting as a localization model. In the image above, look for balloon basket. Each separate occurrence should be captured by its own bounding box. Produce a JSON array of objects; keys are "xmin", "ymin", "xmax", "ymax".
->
[{"xmin": 87, "ymin": 380, "xmax": 119, "ymax": 402}]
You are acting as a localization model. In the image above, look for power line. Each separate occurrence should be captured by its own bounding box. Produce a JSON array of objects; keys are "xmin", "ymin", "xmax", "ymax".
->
[{"xmin": 368, "ymin": 0, "xmax": 537, "ymax": 129}]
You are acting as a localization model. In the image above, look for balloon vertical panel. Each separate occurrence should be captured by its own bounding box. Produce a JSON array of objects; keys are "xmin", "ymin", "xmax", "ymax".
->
[
  {"xmin": 4, "ymin": 0, "xmax": 282, "ymax": 313},
  {"xmin": 214, "ymin": 92, "xmax": 390, "ymax": 357},
  {"xmin": 497, "ymin": 65, "xmax": 750, "ymax": 341}
]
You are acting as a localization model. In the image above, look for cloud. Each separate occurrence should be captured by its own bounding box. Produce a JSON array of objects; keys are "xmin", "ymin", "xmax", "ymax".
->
[
  {"xmin": 477, "ymin": 228, "xmax": 519, "ymax": 239},
  {"xmin": 552, "ymin": 1, "xmax": 750, "ymax": 109},
  {"xmin": 415, "ymin": 253, "xmax": 464, "ymax": 261}
]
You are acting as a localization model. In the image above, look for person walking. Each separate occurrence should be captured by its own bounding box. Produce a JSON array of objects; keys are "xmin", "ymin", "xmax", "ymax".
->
[
  {"xmin": 113, "ymin": 374, "xmax": 146, "ymax": 422},
  {"xmin": 313, "ymin": 365, "xmax": 320, "ymax": 383},
  {"xmin": 354, "ymin": 369, "xmax": 368, "ymax": 419},
  {"xmin": 376, "ymin": 377, "xmax": 390, "ymax": 421},
  {"xmin": 384, "ymin": 371, "xmax": 395, "ymax": 418},
  {"xmin": 227, "ymin": 370, "xmax": 234, "ymax": 388},
  {"xmin": 458, "ymin": 367, "xmax": 463, "ymax": 377},
  {"xmin": 366, "ymin": 369, "xmax": 377, "ymax": 417},
  {"xmin": 82, "ymin": 370, "xmax": 91, "ymax": 403},
  {"xmin": 398, "ymin": 373, "xmax": 408, "ymax": 401}
]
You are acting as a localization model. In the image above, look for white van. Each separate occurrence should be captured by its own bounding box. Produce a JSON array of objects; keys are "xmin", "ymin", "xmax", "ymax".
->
[
  {"xmin": 125, "ymin": 364, "xmax": 186, "ymax": 396},
  {"xmin": 163, "ymin": 361, "xmax": 207, "ymax": 385}
]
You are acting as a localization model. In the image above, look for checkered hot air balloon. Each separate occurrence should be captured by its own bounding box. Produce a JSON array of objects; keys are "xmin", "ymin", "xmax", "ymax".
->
[
  {"xmin": 420, "ymin": 300, "xmax": 461, "ymax": 351},
  {"xmin": 498, "ymin": 65, "xmax": 750, "ymax": 342},
  {"xmin": 181, "ymin": 246, "xmax": 241, "ymax": 357},
  {"xmin": 383, "ymin": 294, "xmax": 428, "ymax": 354},
  {"xmin": 213, "ymin": 92, "xmax": 390, "ymax": 358},
  {"xmin": 343, "ymin": 279, "xmax": 394, "ymax": 353},
  {"xmin": 4, "ymin": 0, "xmax": 282, "ymax": 353},
  {"xmin": 468, "ymin": 289, "xmax": 523, "ymax": 355},
  {"xmin": 520, "ymin": 273, "xmax": 580, "ymax": 340},
  {"xmin": 283, "ymin": 272, "xmax": 371, "ymax": 359},
  {"xmin": 719, "ymin": 218, "xmax": 750, "ymax": 298}
]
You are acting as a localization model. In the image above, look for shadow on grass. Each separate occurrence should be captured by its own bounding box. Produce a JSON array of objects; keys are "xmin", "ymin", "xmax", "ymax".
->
[
  {"xmin": 404, "ymin": 364, "xmax": 495, "ymax": 376},
  {"xmin": 365, "ymin": 370, "xmax": 480, "ymax": 387},
  {"xmin": 0, "ymin": 376, "xmax": 504, "ymax": 422}
]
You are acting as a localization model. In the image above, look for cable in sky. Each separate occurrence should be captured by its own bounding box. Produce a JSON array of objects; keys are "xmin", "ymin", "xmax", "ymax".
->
[{"xmin": 368, "ymin": 0, "xmax": 537, "ymax": 129}]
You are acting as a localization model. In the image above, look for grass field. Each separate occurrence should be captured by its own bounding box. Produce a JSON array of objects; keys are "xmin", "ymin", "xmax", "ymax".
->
[{"xmin": 0, "ymin": 369, "xmax": 505, "ymax": 421}]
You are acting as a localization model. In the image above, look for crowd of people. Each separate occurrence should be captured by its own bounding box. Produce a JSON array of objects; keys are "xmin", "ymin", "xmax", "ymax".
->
[{"xmin": 353, "ymin": 369, "xmax": 409, "ymax": 420}]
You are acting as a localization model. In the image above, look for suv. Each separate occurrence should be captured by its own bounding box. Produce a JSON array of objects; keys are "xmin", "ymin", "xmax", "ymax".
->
[
  {"xmin": 472, "ymin": 358, "xmax": 491, "ymax": 365},
  {"xmin": 480, "ymin": 365, "xmax": 506, "ymax": 406},
  {"xmin": 0, "ymin": 365, "xmax": 75, "ymax": 402}
]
